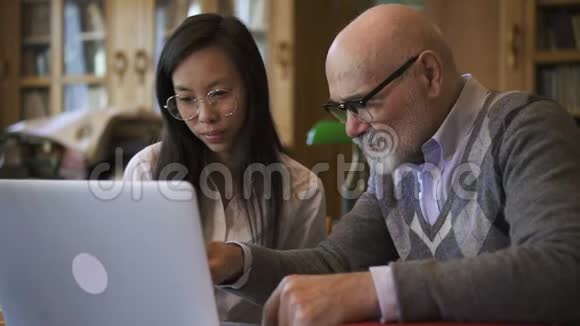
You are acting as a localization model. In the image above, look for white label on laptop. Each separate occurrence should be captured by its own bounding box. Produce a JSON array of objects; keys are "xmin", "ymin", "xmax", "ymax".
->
[{"xmin": 72, "ymin": 253, "xmax": 109, "ymax": 295}]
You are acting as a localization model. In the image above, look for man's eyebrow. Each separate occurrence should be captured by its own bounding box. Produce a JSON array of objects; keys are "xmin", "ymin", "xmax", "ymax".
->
[
  {"xmin": 341, "ymin": 94, "xmax": 365, "ymax": 102},
  {"xmin": 327, "ymin": 94, "xmax": 365, "ymax": 104}
]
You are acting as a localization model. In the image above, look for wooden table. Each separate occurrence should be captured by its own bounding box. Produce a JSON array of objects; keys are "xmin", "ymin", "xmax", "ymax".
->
[
  {"xmin": 0, "ymin": 313, "xmax": 547, "ymax": 326},
  {"xmin": 347, "ymin": 323, "xmax": 546, "ymax": 326}
]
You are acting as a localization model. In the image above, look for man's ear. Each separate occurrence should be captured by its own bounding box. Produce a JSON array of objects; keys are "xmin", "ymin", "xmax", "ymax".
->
[{"xmin": 417, "ymin": 51, "xmax": 443, "ymax": 98}]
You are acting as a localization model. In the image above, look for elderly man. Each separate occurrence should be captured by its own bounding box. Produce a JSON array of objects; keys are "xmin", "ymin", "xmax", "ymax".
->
[{"xmin": 208, "ymin": 4, "xmax": 580, "ymax": 325}]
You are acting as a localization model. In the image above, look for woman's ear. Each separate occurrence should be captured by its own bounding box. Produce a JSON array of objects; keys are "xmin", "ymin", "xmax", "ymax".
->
[{"xmin": 417, "ymin": 51, "xmax": 443, "ymax": 98}]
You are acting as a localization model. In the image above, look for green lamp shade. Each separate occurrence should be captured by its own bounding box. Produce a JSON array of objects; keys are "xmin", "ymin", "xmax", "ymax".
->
[{"xmin": 306, "ymin": 120, "xmax": 352, "ymax": 145}]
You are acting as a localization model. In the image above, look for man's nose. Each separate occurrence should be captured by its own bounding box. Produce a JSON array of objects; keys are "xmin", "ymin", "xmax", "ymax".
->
[{"xmin": 345, "ymin": 112, "xmax": 371, "ymax": 138}]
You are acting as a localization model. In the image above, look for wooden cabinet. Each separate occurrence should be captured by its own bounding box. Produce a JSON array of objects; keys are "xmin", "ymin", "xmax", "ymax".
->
[
  {"xmin": 0, "ymin": 0, "xmax": 370, "ymax": 218},
  {"xmin": 272, "ymin": 0, "xmax": 373, "ymax": 220},
  {"xmin": 0, "ymin": 1, "xmax": 20, "ymax": 129},
  {"xmin": 0, "ymin": 0, "xmax": 366, "ymax": 139},
  {"xmin": 0, "ymin": 0, "xmax": 160, "ymax": 128},
  {"xmin": 424, "ymin": 0, "xmax": 580, "ymax": 117},
  {"xmin": 496, "ymin": 0, "xmax": 579, "ymax": 93},
  {"xmin": 499, "ymin": 0, "xmax": 580, "ymax": 93},
  {"xmin": 503, "ymin": 0, "xmax": 580, "ymax": 117},
  {"xmin": 0, "ymin": 0, "xmax": 167, "ymax": 127},
  {"xmin": 107, "ymin": 0, "xmax": 156, "ymax": 111},
  {"xmin": 423, "ymin": 0, "xmax": 502, "ymax": 90},
  {"xmin": 1, "ymin": 0, "xmax": 112, "ymax": 126}
]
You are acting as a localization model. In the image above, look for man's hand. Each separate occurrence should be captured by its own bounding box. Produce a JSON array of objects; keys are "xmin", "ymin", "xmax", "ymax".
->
[
  {"xmin": 262, "ymin": 272, "xmax": 381, "ymax": 326},
  {"xmin": 206, "ymin": 241, "xmax": 244, "ymax": 285}
]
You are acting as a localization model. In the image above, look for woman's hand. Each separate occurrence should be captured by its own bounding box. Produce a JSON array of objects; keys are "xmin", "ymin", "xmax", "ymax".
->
[{"xmin": 206, "ymin": 241, "xmax": 244, "ymax": 285}]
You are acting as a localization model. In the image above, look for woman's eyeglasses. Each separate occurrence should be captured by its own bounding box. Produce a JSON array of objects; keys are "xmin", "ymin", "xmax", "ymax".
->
[{"xmin": 164, "ymin": 89, "xmax": 238, "ymax": 121}]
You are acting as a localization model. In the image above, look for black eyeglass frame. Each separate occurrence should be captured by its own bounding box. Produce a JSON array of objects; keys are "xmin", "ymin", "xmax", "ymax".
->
[{"xmin": 322, "ymin": 54, "xmax": 420, "ymax": 122}]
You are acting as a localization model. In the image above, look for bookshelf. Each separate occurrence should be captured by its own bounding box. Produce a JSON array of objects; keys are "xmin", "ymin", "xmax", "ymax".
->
[
  {"xmin": 20, "ymin": 77, "xmax": 51, "ymax": 87},
  {"xmin": 62, "ymin": 75, "xmax": 106, "ymax": 84},
  {"xmin": 1, "ymin": 0, "xmax": 371, "ymax": 219},
  {"xmin": 22, "ymin": 36, "xmax": 51, "ymax": 46},
  {"xmin": 79, "ymin": 31, "xmax": 106, "ymax": 42},
  {"xmin": 535, "ymin": 50, "xmax": 580, "ymax": 63},
  {"xmin": 538, "ymin": 0, "xmax": 579, "ymax": 5},
  {"xmin": 154, "ymin": 0, "xmax": 268, "ymax": 65},
  {"xmin": 0, "ymin": 0, "xmax": 110, "ymax": 121},
  {"xmin": 528, "ymin": 0, "xmax": 580, "ymax": 117}
]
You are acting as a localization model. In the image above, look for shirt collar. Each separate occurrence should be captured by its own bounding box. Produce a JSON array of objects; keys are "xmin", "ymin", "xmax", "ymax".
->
[{"xmin": 421, "ymin": 74, "xmax": 489, "ymax": 165}]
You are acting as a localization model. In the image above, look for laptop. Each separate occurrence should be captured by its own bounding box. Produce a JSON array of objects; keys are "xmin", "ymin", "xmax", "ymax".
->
[{"xmin": 0, "ymin": 180, "xmax": 255, "ymax": 326}]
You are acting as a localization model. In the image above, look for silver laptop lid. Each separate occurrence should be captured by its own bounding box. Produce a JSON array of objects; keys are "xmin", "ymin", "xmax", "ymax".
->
[{"xmin": 0, "ymin": 180, "xmax": 219, "ymax": 326}]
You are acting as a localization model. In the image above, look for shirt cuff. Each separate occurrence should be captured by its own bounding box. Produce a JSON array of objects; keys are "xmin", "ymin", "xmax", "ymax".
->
[
  {"xmin": 216, "ymin": 241, "xmax": 253, "ymax": 290},
  {"xmin": 369, "ymin": 265, "xmax": 401, "ymax": 322}
]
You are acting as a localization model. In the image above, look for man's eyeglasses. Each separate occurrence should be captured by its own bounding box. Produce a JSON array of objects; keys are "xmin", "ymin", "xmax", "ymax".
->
[{"xmin": 322, "ymin": 54, "xmax": 419, "ymax": 123}]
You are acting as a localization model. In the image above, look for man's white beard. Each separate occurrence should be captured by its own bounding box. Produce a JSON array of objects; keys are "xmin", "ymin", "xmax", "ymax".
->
[{"xmin": 353, "ymin": 126, "xmax": 422, "ymax": 177}]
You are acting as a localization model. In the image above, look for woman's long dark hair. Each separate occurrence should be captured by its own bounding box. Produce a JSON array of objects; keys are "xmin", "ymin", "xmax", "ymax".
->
[{"xmin": 154, "ymin": 14, "xmax": 283, "ymax": 246}]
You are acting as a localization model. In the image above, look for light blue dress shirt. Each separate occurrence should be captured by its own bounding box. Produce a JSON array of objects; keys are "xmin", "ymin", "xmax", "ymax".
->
[{"xmin": 371, "ymin": 75, "xmax": 491, "ymax": 322}]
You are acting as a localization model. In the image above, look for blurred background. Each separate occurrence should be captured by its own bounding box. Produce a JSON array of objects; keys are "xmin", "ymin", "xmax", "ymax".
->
[{"xmin": 1, "ymin": 0, "xmax": 580, "ymax": 222}]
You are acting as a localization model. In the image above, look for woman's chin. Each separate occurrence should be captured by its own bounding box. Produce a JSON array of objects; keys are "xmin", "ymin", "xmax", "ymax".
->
[{"xmin": 205, "ymin": 143, "xmax": 232, "ymax": 158}]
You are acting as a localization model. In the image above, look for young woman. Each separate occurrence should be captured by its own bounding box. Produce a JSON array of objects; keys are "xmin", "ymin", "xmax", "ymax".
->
[{"xmin": 123, "ymin": 14, "xmax": 326, "ymax": 323}]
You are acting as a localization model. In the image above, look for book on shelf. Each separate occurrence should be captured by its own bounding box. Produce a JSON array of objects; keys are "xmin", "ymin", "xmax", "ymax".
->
[
  {"xmin": 538, "ymin": 64, "xmax": 580, "ymax": 116},
  {"xmin": 85, "ymin": 2, "xmax": 105, "ymax": 33},
  {"xmin": 573, "ymin": 15, "xmax": 580, "ymax": 50},
  {"xmin": 21, "ymin": 50, "xmax": 36, "ymax": 76},
  {"xmin": 82, "ymin": 41, "xmax": 106, "ymax": 75},
  {"xmin": 21, "ymin": 48, "xmax": 50, "ymax": 76},
  {"xmin": 234, "ymin": 0, "xmax": 267, "ymax": 32},
  {"xmin": 94, "ymin": 47, "xmax": 106, "ymax": 77},
  {"xmin": 539, "ymin": 9, "xmax": 580, "ymax": 50},
  {"xmin": 35, "ymin": 48, "xmax": 50, "ymax": 76},
  {"xmin": 23, "ymin": 2, "xmax": 50, "ymax": 38}
]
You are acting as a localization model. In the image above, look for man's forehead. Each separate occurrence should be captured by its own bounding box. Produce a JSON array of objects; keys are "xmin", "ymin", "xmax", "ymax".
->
[
  {"xmin": 326, "ymin": 58, "xmax": 386, "ymax": 101},
  {"xmin": 328, "ymin": 76, "xmax": 370, "ymax": 102},
  {"xmin": 326, "ymin": 41, "xmax": 394, "ymax": 91}
]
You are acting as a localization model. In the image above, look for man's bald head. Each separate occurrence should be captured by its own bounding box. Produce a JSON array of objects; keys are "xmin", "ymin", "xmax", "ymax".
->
[
  {"xmin": 326, "ymin": 4, "xmax": 456, "ymax": 84},
  {"xmin": 325, "ymin": 4, "xmax": 465, "ymax": 171}
]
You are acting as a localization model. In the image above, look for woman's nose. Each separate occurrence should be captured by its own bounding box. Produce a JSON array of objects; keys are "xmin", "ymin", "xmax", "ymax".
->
[{"xmin": 197, "ymin": 101, "xmax": 218, "ymax": 124}]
